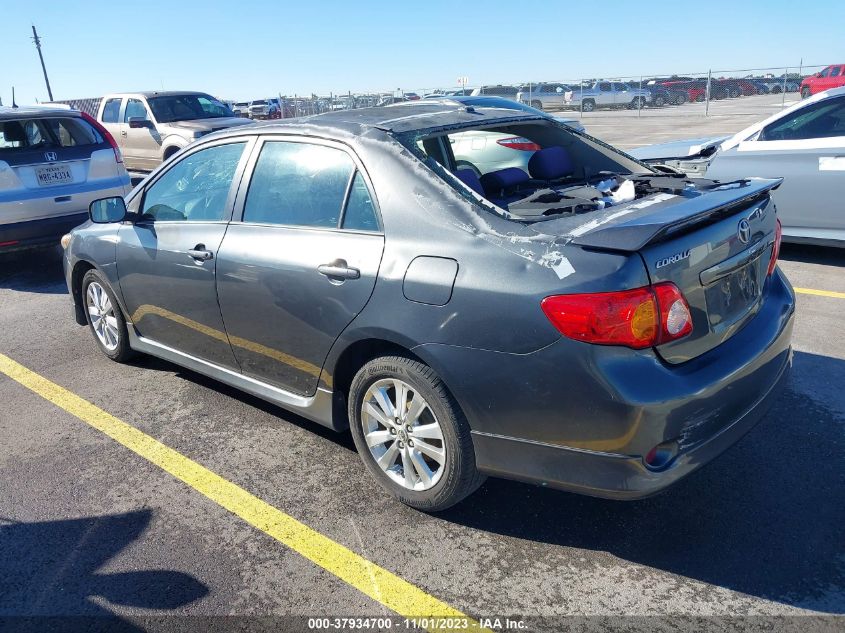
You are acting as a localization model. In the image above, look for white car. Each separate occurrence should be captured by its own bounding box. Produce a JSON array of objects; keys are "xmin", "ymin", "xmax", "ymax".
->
[
  {"xmin": 631, "ymin": 87, "xmax": 845, "ymax": 247},
  {"xmin": 0, "ymin": 106, "xmax": 130, "ymax": 252}
]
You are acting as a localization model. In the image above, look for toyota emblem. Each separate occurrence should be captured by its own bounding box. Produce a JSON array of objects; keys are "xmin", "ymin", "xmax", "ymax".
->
[
  {"xmin": 737, "ymin": 219, "xmax": 751, "ymax": 244},
  {"xmin": 44, "ymin": 151, "xmax": 58, "ymax": 162}
]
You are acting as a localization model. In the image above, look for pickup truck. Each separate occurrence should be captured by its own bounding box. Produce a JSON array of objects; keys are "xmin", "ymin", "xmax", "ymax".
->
[
  {"xmin": 248, "ymin": 98, "xmax": 282, "ymax": 120},
  {"xmin": 564, "ymin": 81, "xmax": 651, "ymax": 112},
  {"xmin": 94, "ymin": 91, "xmax": 254, "ymax": 173}
]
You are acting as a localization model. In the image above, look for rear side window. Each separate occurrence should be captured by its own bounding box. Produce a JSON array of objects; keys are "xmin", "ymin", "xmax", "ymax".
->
[
  {"xmin": 141, "ymin": 142, "xmax": 246, "ymax": 222},
  {"xmin": 342, "ymin": 171, "xmax": 379, "ymax": 231},
  {"xmin": 831, "ymin": 67, "xmax": 842, "ymax": 78},
  {"xmin": 243, "ymin": 142, "xmax": 354, "ymax": 228},
  {"xmin": 102, "ymin": 98, "xmax": 121, "ymax": 123},
  {"xmin": 0, "ymin": 117, "xmax": 102, "ymax": 151}
]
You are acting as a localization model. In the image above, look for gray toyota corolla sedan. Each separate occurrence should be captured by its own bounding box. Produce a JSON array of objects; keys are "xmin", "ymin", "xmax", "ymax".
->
[{"xmin": 62, "ymin": 103, "xmax": 795, "ymax": 511}]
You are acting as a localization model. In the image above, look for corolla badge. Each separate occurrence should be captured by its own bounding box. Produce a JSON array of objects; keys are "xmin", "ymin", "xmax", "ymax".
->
[
  {"xmin": 44, "ymin": 151, "xmax": 57, "ymax": 162},
  {"xmin": 655, "ymin": 249, "xmax": 691, "ymax": 269},
  {"xmin": 737, "ymin": 219, "xmax": 751, "ymax": 244}
]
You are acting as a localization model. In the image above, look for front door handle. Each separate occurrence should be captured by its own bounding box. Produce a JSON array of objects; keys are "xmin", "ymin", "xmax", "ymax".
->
[
  {"xmin": 187, "ymin": 245, "xmax": 213, "ymax": 261},
  {"xmin": 318, "ymin": 259, "xmax": 360, "ymax": 280}
]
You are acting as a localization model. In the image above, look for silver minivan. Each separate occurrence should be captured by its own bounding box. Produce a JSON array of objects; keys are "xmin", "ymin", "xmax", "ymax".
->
[{"xmin": 0, "ymin": 106, "xmax": 130, "ymax": 252}]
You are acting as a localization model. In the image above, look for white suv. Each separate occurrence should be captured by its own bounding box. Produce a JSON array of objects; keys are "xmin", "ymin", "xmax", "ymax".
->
[{"xmin": 0, "ymin": 106, "xmax": 130, "ymax": 252}]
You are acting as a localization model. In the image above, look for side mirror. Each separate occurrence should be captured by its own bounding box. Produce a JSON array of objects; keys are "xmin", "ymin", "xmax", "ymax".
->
[
  {"xmin": 128, "ymin": 117, "xmax": 152, "ymax": 129},
  {"xmin": 89, "ymin": 197, "xmax": 127, "ymax": 223}
]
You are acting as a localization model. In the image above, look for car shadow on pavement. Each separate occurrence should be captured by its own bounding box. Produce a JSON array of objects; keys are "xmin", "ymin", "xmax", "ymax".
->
[
  {"xmin": 0, "ymin": 509, "xmax": 209, "ymax": 629},
  {"xmin": 0, "ymin": 247, "xmax": 67, "ymax": 295},
  {"xmin": 780, "ymin": 243, "xmax": 845, "ymax": 266},
  {"xmin": 441, "ymin": 350, "xmax": 845, "ymax": 614},
  {"xmin": 128, "ymin": 354, "xmax": 358, "ymax": 453}
]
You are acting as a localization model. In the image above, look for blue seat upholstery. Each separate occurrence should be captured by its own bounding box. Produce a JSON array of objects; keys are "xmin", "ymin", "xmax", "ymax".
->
[
  {"xmin": 528, "ymin": 146, "xmax": 575, "ymax": 181},
  {"xmin": 455, "ymin": 169, "xmax": 484, "ymax": 195},
  {"xmin": 479, "ymin": 167, "xmax": 529, "ymax": 197}
]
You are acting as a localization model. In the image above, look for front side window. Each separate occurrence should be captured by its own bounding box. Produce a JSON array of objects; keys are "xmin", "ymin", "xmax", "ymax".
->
[
  {"xmin": 124, "ymin": 99, "xmax": 149, "ymax": 122},
  {"xmin": 101, "ymin": 98, "xmax": 121, "ymax": 123},
  {"xmin": 599, "ymin": 83, "xmax": 612, "ymax": 92},
  {"xmin": 141, "ymin": 142, "xmax": 246, "ymax": 222},
  {"xmin": 760, "ymin": 96, "xmax": 845, "ymax": 141},
  {"xmin": 243, "ymin": 142, "xmax": 354, "ymax": 228}
]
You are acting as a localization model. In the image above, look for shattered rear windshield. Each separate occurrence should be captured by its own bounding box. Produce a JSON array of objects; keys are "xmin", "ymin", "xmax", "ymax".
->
[{"xmin": 397, "ymin": 121, "xmax": 656, "ymax": 221}]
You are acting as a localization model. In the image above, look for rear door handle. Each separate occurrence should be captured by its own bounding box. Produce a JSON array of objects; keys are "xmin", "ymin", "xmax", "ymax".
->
[
  {"xmin": 187, "ymin": 245, "xmax": 213, "ymax": 261},
  {"xmin": 120, "ymin": 130, "xmax": 127, "ymax": 137},
  {"xmin": 318, "ymin": 259, "xmax": 360, "ymax": 280}
]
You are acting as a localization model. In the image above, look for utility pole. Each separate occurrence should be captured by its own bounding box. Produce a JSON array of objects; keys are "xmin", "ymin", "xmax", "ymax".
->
[{"xmin": 31, "ymin": 25, "xmax": 54, "ymax": 101}]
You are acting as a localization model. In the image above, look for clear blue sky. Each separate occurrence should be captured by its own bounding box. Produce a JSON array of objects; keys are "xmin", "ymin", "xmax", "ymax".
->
[{"xmin": 2, "ymin": 0, "xmax": 843, "ymax": 105}]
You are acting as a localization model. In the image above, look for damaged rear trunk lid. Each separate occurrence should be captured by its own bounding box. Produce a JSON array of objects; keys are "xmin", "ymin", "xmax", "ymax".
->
[{"xmin": 545, "ymin": 178, "xmax": 783, "ymax": 363}]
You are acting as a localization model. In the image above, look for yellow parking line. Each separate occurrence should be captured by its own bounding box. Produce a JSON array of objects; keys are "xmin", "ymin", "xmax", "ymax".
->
[
  {"xmin": 0, "ymin": 353, "xmax": 490, "ymax": 632},
  {"xmin": 794, "ymin": 287, "xmax": 845, "ymax": 299}
]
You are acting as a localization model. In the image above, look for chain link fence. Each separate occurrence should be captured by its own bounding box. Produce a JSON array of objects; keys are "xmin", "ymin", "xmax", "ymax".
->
[{"xmin": 260, "ymin": 63, "xmax": 835, "ymax": 122}]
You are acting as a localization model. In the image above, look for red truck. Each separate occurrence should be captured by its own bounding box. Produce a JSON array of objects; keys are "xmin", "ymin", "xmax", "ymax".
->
[{"xmin": 800, "ymin": 64, "xmax": 845, "ymax": 98}]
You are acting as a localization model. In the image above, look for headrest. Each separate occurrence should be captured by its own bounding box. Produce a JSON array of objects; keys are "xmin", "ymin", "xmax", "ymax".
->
[
  {"xmin": 480, "ymin": 167, "xmax": 529, "ymax": 194},
  {"xmin": 454, "ymin": 169, "xmax": 484, "ymax": 195},
  {"xmin": 2, "ymin": 121, "xmax": 27, "ymax": 144},
  {"xmin": 528, "ymin": 146, "xmax": 575, "ymax": 181}
]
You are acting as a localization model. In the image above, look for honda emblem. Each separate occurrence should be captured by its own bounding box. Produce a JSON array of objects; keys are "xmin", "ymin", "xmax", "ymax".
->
[{"xmin": 44, "ymin": 151, "xmax": 58, "ymax": 162}]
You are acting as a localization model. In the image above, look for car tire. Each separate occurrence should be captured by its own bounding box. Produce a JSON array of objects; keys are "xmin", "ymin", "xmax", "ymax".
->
[
  {"xmin": 530, "ymin": 100, "xmax": 543, "ymax": 110},
  {"xmin": 674, "ymin": 93, "xmax": 687, "ymax": 105},
  {"xmin": 801, "ymin": 87, "xmax": 811, "ymax": 99},
  {"xmin": 81, "ymin": 269, "xmax": 135, "ymax": 363},
  {"xmin": 653, "ymin": 95, "xmax": 666, "ymax": 108},
  {"xmin": 348, "ymin": 355, "xmax": 485, "ymax": 512},
  {"xmin": 581, "ymin": 99, "xmax": 595, "ymax": 112},
  {"xmin": 771, "ymin": 85, "xmax": 782, "ymax": 94}
]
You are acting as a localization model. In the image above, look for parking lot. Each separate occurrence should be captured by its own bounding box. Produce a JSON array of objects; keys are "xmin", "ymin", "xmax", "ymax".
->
[
  {"xmin": 1, "ymin": 104, "xmax": 844, "ymax": 632},
  {"xmin": 575, "ymin": 93, "xmax": 803, "ymax": 149}
]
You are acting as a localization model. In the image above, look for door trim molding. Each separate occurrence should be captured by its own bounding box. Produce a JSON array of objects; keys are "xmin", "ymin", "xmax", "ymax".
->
[{"xmin": 126, "ymin": 327, "xmax": 336, "ymax": 430}]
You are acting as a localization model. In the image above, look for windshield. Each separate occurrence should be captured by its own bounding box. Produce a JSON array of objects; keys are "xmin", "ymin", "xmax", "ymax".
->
[{"xmin": 146, "ymin": 94, "xmax": 234, "ymax": 123}]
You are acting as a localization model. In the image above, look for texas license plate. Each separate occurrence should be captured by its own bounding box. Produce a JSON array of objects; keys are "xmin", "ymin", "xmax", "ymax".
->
[{"xmin": 36, "ymin": 164, "xmax": 73, "ymax": 186}]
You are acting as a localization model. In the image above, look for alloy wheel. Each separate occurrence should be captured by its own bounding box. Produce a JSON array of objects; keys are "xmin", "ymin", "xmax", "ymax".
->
[
  {"xmin": 86, "ymin": 282, "xmax": 119, "ymax": 351},
  {"xmin": 361, "ymin": 378, "xmax": 446, "ymax": 491}
]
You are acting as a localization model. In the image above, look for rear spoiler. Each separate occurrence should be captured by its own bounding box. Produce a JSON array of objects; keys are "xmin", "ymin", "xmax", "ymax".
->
[{"xmin": 571, "ymin": 178, "xmax": 783, "ymax": 252}]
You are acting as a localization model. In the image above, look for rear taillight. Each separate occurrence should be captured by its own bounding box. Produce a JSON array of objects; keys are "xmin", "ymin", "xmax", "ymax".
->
[
  {"xmin": 496, "ymin": 137, "xmax": 542, "ymax": 151},
  {"xmin": 81, "ymin": 111, "xmax": 123, "ymax": 164},
  {"xmin": 541, "ymin": 282, "xmax": 693, "ymax": 349},
  {"xmin": 767, "ymin": 219, "xmax": 782, "ymax": 276}
]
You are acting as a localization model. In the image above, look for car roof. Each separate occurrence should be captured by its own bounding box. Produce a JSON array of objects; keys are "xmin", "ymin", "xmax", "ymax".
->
[
  {"xmin": 106, "ymin": 91, "xmax": 210, "ymax": 98},
  {"xmin": 0, "ymin": 105, "xmax": 80, "ymax": 120},
  {"xmin": 210, "ymin": 103, "xmax": 542, "ymax": 138}
]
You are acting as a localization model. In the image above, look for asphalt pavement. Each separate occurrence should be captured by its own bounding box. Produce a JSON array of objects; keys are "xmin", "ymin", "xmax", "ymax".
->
[{"xmin": 1, "ymin": 241, "xmax": 843, "ymax": 632}]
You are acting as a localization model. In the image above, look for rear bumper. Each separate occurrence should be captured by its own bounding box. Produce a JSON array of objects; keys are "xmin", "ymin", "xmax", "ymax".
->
[
  {"xmin": 471, "ymin": 342, "xmax": 791, "ymax": 499},
  {"xmin": 0, "ymin": 213, "xmax": 89, "ymax": 252},
  {"xmin": 416, "ymin": 269, "xmax": 795, "ymax": 499}
]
